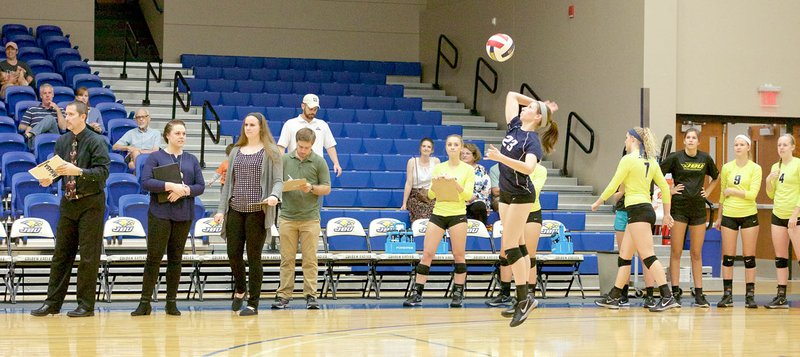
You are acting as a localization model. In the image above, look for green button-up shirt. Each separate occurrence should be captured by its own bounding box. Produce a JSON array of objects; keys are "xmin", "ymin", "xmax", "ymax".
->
[{"xmin": 280, "ymin": 150, "xmax": 331, "ymax": 221}]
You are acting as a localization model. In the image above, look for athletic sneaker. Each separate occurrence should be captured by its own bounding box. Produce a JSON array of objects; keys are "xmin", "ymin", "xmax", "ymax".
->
[
  {"xmin": 694, "ymin": 294, "xmax": 710, "ymax": 308},
  {"xmin": 649, "ymin": 296, "xmax": 680, "ymax": 312},
  {"xmin": 271, "ymin": 297, "xmax": 290, "ymax": 309},
  {"xmin": 485, "ymin": 294, "xmax": 514, "ymax": 307},
  {"xmin": 642, "ymin": 296, "xmax": 657, "ymax": 309},
  {"xmin": 717, "ymin": 293, "xmax": 733, "ymax": 308},
  {"xmin": 500, "ymin": 304, "xmax": 515, "ymax": 318},
  {"xmin": 450, "ymin": 292, "xmax": 464, "ymax": 308},
  {"xmin": 595, "ymin": 295, "xmax": 621, "ymax": 309},
  {"xmin": 765, "ymin": 296, "xmax": 789, "ymax": 309},
  {"xmin": 403, "ymin": 291, "xmax": 423, "ymax": 307},
  {"xmin": 745, "ymin": 295, "xmax": 758, "ymax": 309},
  {"xmin": 239, "ymin": 306, "xmax": 257, "ymax": 316},
  {"xmin": 509, "ymin": 296, "xmax": 538, "ymax": 327},
  {"xmin": 673, "ymin": 287, "xmax": 683, "ymax": 305},
  {"xmin": 306, "ymin": 295, "xmax": 320, "ymax": 310},
  {"xmin": 619, "ymin": 295, "xmax": 630, "ymax": 307}
]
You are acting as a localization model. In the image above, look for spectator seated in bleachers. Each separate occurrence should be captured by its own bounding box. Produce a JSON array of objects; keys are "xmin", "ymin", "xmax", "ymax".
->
[
  {"xmin": 0, "ymin": 42, "xmax": 34, "ymax": 98},
  {"xmin": 20, "ymin": 83, "xmax": 64, "ymax": 147},
  {"xmin": 111, "ymin": 108, "xmax": 160, "ymax": 171},
  {"xmin": 74, "ymin": 87, "xmax": 103, "ymax": 134}
]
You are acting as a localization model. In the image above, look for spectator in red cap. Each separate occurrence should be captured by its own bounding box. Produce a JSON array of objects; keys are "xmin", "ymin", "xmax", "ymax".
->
[{"xmin": 0, "ymin": 42, "xmax": 34, "ymax": 98}]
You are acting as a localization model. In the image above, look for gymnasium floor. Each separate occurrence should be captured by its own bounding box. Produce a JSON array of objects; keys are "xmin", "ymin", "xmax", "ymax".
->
[{"xmin": 2, "ymin": 294, "xmax": 800, "ymax": 356}]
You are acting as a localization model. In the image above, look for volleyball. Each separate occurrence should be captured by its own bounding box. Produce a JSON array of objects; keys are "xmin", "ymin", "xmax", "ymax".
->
[{"xmin": 486, "ymin": 33, "xmax": 515, "ymax": 62}]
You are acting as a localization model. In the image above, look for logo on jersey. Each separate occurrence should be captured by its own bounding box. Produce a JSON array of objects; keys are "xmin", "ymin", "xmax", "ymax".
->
[
  {"xmin": 502, "ymin": 135, "xmax": 518, "ymax": 151},
  {"xmin": 681, "ymin": 162, "xmax": 706, "ymax": 171}
]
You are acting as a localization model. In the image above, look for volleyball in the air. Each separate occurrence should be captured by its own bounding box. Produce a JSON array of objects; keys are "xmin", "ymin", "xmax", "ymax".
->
[{"xmin": 486, "ymin": 33, "xmax": 515, "ymax": 62}]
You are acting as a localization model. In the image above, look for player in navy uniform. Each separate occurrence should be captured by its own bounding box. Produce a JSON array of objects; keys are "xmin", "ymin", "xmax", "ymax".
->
[{"xmin": 486, "ymin": 91, "xmax": 557, "ymax": 327}]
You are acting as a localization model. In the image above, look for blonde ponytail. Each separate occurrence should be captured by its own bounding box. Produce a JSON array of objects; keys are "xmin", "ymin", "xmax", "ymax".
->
[
  {"xmin": 539, "ymin": 107, "xmax": 559, "ymax": 154},
  {"xmin": 634, "ymin": 127, "xmax": 658, "ymax": 159}
]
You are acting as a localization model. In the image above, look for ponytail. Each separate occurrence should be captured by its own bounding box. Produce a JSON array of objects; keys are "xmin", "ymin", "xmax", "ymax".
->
[
  {"xmin": 539, "ymin": 107, "xmax": 559, "ymax": 154},
  {"xmin": 633, "ymin": 127, "xmax": 658, "ymax": 159}
]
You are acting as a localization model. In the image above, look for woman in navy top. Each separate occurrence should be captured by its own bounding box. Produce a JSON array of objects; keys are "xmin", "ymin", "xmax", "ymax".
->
[
  {"xmin": 486, "ymin": 91, "xmax": 558, "ymax": 327},
  {"xmin": 132, "ymin": 119, "xmax": 205, "ymax": 316}
]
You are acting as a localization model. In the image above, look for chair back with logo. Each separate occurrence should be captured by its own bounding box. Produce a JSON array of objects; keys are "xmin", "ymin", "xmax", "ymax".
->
[
  {"xmin": 10, "ymin": 217, "xmax": 54, "ymax": 246},
  {"xmin": 465, "ymin": 219, "xmax": 493, "ymax": 252},
  {"xmin": 411, "ymin": 218, "xmax": 449, "ymax": 253},
  {"xmin": 540, "ymin": 220, "xmax": 573, "ymax": 254},
  {"xmin": 325, "ymin": 217, "xmax": 368, "ymax": 251},
  {"xmin": 103, "ymin": 216, "xmax": 147, "ymax": 246}
]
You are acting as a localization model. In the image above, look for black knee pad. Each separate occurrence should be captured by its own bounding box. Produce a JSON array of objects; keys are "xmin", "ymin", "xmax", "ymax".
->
[
  {"xmin": 775, "ymin": 257, "xmax": 789, "ymax": 269},
  {"xmin": 722, "ymin": 255, "xmax": 735, "ymax": 267},
  {"xmin": 642, "ymin": 255, "xmax": 658, "ymax": 269},
  {"xmin": 454, "ymin": 263, "xmax": 467, "ymax": 274},
  {"xmin": 617, "ymin": 257, "xmax": 632, "ymax": 267},
  {"xmin": 416, "ymin": 264, "xmax": 430, "ymax": 276},
  {"xmin": 519, "ymin": 244, "xmax": 529, "ymax": 257},
  {"xmin": 744, "ymin": 256, "xmax": 756, "ymax": 269},
  {"xmin": 505, "ymin": 247, "xmax": 523, "ymax": 265},
  {"xmin": 530, "ymin": 257, "xmax": 537, "ymax": 267},
  {"xmin": 499, "ymin": 257, "xmax": 509, "ymax": 267}
]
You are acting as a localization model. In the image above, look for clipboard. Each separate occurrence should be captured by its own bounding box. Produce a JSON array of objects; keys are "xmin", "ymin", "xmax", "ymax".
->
[
  {"xmin": 431, "ymin": 177, "xmax": 460, "ymax": 202},
  {"xmin": 153, "ymin": 163, "xmax": 182, "ymax": 203},
  {"xmin": 282, "ymin": 178, "xmax": 308, "ymax": 192},
  {"xmin": 29, "ymin": 155, "xmax": 68, "ymax": 180}
]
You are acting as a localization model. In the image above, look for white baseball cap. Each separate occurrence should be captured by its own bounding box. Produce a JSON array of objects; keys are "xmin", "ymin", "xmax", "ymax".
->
[{"xmin": 302, "ymin": 94, "xmax": 320, "ymax": 109}]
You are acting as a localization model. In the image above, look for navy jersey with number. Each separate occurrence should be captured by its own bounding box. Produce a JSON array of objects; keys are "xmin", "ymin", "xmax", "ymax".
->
[{"xmin": 499, "ymin": 117, "xmax": 542, "ymax": 195}]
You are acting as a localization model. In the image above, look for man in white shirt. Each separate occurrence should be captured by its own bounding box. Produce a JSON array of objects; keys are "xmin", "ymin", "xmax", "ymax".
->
[{"xmin": 277, "ymin": 94, "xmax": 342, "ymax": 176}]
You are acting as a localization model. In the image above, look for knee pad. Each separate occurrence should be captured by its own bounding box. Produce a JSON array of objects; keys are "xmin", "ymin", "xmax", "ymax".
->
[
  {"xmin": 617, "ymin": 257, "xmax": 632, "ymax": 267},
  {"xmin": 744, "ymin": 255, "xmax": 756, "ymax": 269},
  {"xmin": 416, "ymin": 264, "xmax": 430, "ymax": 276},
  {"xmin": 530, "ymin": 257, "xmax": 537, "ymax": 267},
  {"xmin": 775, "ymin": 257, "xmax": 789, "ymax": 269},
  {"xmin": 722, "ymin": 255, "xmax": 735, "ymax": 267},
  {"xmin": 499, "ymin": 257, "xmax": 509, "ymax": 267},
  {"xmin": 519, "ymin": 244, "xmax": 529, "ymax": 257},
  {"xmin": 505, "ymin": 247, "xmax": 523, "ymax": 265},
  {"xmin": 642, "ymin": 255, "xmax": 658, "ymax": 269},
  {"xmin": 454, "ymin": 263, "xmax": 467, "ymax": 274}
]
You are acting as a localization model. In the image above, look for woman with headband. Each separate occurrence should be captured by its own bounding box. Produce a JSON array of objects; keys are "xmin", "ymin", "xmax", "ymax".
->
[
  {"xmin": 485, "ymin": 91, "xmax": 558, "ymax": 327},
  {"xmin": 713, "ymin": 134, "xmax": 761, "ymax": 308},
  {"xmin": 764, "ymin": 134, "xmax": 797, "ymax": 309},
  {"xmin": 659, "ymin": 128, "xmax": 719, "ymax": 307},
  {"xmin": 592, "ymin": 127, "xmax": 678, "ymax": 312}
]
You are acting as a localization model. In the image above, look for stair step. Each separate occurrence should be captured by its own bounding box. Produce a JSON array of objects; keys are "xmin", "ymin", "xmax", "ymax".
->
[{"xmin": 422, "ymin": 102, "xmax": 465, "ymax": 110}]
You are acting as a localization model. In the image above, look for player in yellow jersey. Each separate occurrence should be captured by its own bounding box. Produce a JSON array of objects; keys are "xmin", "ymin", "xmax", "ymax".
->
[
  {"xmin": 765, "ymin": 134, "xmax": 799, "ymax": 309},
  {"xmin": 713, "ymin": 134, "xmax": 761, "ymax": 308},
  {"xmin": 404, "ymin": 134, "xmax": 474, "ymax": 308},
  {"xmin": 592, "ymin": 127, "xmax": 678, "ymax": 312}
]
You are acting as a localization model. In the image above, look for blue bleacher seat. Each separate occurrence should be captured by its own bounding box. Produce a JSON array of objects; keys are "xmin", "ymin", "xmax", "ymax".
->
[
  {"xmin": 61, "ymin": 61, "xmax": 92, "ymax": 88},
  {"xmin": 266, "ymin": 107, "xmax": 296, "ymax": 122},
  {"xmin": 540, "ymin": 191, "xmax": 558, "ymax": 210},
  {"xmin": 368, "ymin": 62, "xmax": 394, "ymax": 75},
  {"xmin": 24, "ymin": 193, "xmax": 60, "ymax": 231},
  {"xmin": 359, "ymin": 72, "xmax": 386, "ymax": 85},
  {"xmin": 33, "ymin": 133, "xmax": 59, "ymax": 163},
  {"xmin": 207, "ymin": 79, "xmax": 235, "ymax": 93},
  {"xmin": 219, "ymin": 120, "xmax": 243, "ymax": 138},
  {"xmin": 250, "ymin": 93, "xmax": 279, "ymax": 107},
  {"xmin": 334, "ymin": 171, "xmax": 370, "ymax": 188},
  {"xmin": 108, "ymin": 119, "xmax": 137, "ymax": 146},
  {"xmin": 349, "ymin": 154, "xmax": 382, "ymax": 171},
  {"xmin": 222, "ymin": 67, "xmax": 249, "ymax": 81},
  {"xmin": 321, "ymin": 83, "xmax": 348, "ymax": 96},
  {"xmin": 42, "ymin": 36, "xmax": 72, "ymax": 58},
  {"xmin": 342, "ymin": 123, "xmax": 373, "ymax": 138},
  {"xmin": 34, "ymin": 73, "xmax": 65, "ymax": 88},
  {"xmin": 335, "ymin": 138, "xmax": 363, "ymax": 154},
  {"xmin": 305, "ymin": 70, "xmax": 333, "ymax": 83},
  {"xmin": 265, "ymin": 81, "xmax": 293, "ymax": 95},
  {"xmin": 403, "ymin": 125, "xmax": 434, "ymax": 140},
  {"xmin": 326, "ymin": 122, "xmax": 343, "ymax": 137},
  {"xmin": 263, "ymin": 57, "xmax": 290, "ymax": 70},
  {"xmin": 342, "ymin": 61, "xmax": 370, "ymax": 73},
  {"xmin": 348, "ymin": 84, "xmax": 376, "ymax": 97},
  {"xmin": 0, "ymin": 103, "xmax": 5, "ymax": 118},
  {"xmin": 72, "ymin": 73, "xmax": 103, "ymax": 89},
  {"xmin": 35, "ymin": 25, "xmax": 63, "ymax": 40},
  {"xmin": 413, "ymin": 111, "xmax": 442, "ymax": 125},
  {"xmin": 206, "ymin": 105, "xmax": 235, "ymax": 121},
  {"xmin": 5, "ymin": 85, "xmax": 37, "ymax": 118},
  {"xmin": 10, "ymin": 172, "xmax": 50, "ymax": 218},
  {"xmin": 394, "ymin": 97, "xmax": 422, "ymax": 111},
  {"xmin": 357, "ymin": 189, "xmax": 394, "ymax": 208},
  {"xmin": 191, "ymin": 91, "xmax": 220, "ymax": 106},
  {"xmin": 316, "ymin": 59, "xmax": 343, "ymax": 72},
  {"xmin": 95, "ymin": 102, "xmax": 127, "ymax": 129},
  {"xmin": 373, "ymin": 124, "xmax": 403, "ymax": 139},
  {"xmin": 194, "ymin": 66, "xmax": 221, "ymax": 79},
  {"xmin": 393, "ymin": 139, "xmax": 420, "ymax": 155},
  {"xmin": 385, "ymin": 110, "xmax": 413, "ymax": 125},
  {"xmin": 394, "ymin": 62, "xmax": 422, "ymax": 76},
  {"xmin": 118, "ymin": 194, "xmax": 150, "ymax": 233},
  {"xmin": 324, "ymin": 189, "xmax": 359, "ymax": 207},
  {"xmin": 325, "ymin": 153, "xmax": 350, "ymax": 171},
  {"xmin": 332, "ymin": 71, "xmax": 359, "ymax": 84},
  {"xmin": 15, "ymin": 100, "xmax": 40, "ymax": 122},
  {"xmin": 354, "ymin": 109, "xmax": 384, "ymax": 124},
  {"xmin": 292, "ymin": 82, "xmax": 321, "ymax": 96},
  {"xmin": 181, "ymin": 54, "xmax": 207, "ymax": 68},
  {"xmin": 348, "ymin": 210, "xmax": 382, "ymax": 229},
  {"xmin": 365, "ymin": 97, "xmax": 394, "ymax": 111},
  {"xmin": 235, "ymin": 56, "xmax": 263, "ymax": 69},
  {"xmin": 572, "ymin": 232, "xmax": 615, "ymax": 251},
  {"xmin": 235, "ymin": 106, "xmax": 266, "ymax": 121},
  {"xmin": 278, "ymin": 69, "xmax": 305, "ymax": 82},
  {"xmin": 207, "ymin": 55, "xmax": 236, "ymax": 68},
  {"xmin": 108, "ymin": 152, "xmax": 129, "ymax": 174},
  {"xmin": 0, "ymin": 116, "xmax": 16, "ymax": 133},
  {"xmin": 289, "ymin": 59, "xmax": 315, "ymax": 71},
  {"xmin": 382, "ymin": 154, "xmax": 409, "ymax": 171},
  {"xmin": 279, "ymin": 94, "xmax": 303, "ymax": 108},
  {"xmin": 319, "ymin": 209, "xmax": 344, "ymax": 228},
  {"xmin": 317, "ymin": 95, "xmax": 337, "ymax": 109},
  {"xmin": 362, "ymin": 138, "xmax": 393, "ymax": 155},
  {"xmin": 2, "ymin": 151, "xmax": 36, "ymax": 196},
  {"xmin": 179, "ymin": 78, "xmax": 205, "ymax": 92},
  {"xmin": 433, "ymin": 125, "xmax": 462, "ymax": 140},
  {"xmin": 50, "ymin": 48, "xmax": 81, "ymax": 71},
  {"xmin": 88, "ymin": 87, "xmax": 116, "ymax": 106},
  {"xmin": 550, "ymin": 212, "xmax": 586, "ymax": 231},
  {"xmin": 2, "ymin": 24, "xmax": 29, "ymax": 38},
  {"xmin": 338, "ymin": 96, "xmax": 366, "ymax": 110},
  {"xmin": 235, "ymin": 80, "xmax": 263, "ymax": 93},
  {"xmin": 106, "ymin": 173, "xmax": 140, "ymax": 217},
  {"xmin": 52, "ymin": 86, "xmax": 74, "ymax": 103},
  {"xmin": 370, "ymin": 172, "xmax": 404, "ymax": 189},
  {"xmin": 326, "ymin": 108, "xmax": 355, "ymax": 123},
  {"xmin": 249, "ymin": 68, "xmax": 278, "ymax": 81},
  {"xmin": 18, "ymin": 47, "xmax": 45, "ymax": 62},
  {"xmin": 221, "ymin": 92, "xmax": 250, "ymax": 107},
  {"xmin": 8, "ymin": 34, "xmax": 36, "ymax": 49},
  {"xmin": 379, "ymin": 210, "xmax": 411, "ymax": 226},
  {"xmin": 26, "ymin": 59, "xmax": 55, "ymax": 75}
]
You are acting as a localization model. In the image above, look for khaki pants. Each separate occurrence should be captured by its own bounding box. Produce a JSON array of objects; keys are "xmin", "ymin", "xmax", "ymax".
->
[{"xmin": 277, "ymin": 218, "xmax": 321, "ymax": 299}]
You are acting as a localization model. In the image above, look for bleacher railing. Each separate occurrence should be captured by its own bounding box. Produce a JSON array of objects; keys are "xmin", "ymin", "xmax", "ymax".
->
[
  {"xmin": 120, "ymin": 22, "xmax": 139, "ymax": 80},
  {"xmin": 433, "ymin": 34, "xmax": 458, "ymax": 90},
  {"xmin": 200, "ymin": 100, "xmax": 221, "ymax": 168},
  {"xmin": 172, "ymin": 71, "xmax": 191, "ymax": 119},
  {"xmin": 142, "ymin": 58, "xmax": 163, "ymax": 106},
  {"xmin": 561, "ymin": 112, "xmax": 595, "ymax": 176},
  {"xmin": 470, "ymin": 57, "xmax": 497, "ymax": 116},
  {"xmin": 659, "ymin": 134, "xmax": 673, "ymax": 163}
]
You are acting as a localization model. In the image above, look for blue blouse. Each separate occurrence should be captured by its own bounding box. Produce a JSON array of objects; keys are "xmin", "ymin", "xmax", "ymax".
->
[{"xmin": 140, "ymin": 149, "xmax": 206, "ymax": 221}]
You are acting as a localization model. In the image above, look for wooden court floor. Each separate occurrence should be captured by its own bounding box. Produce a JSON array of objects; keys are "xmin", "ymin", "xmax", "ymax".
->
[{"xmin": 2, "ymin": 298, "xmax": 800, "ymax": 356}]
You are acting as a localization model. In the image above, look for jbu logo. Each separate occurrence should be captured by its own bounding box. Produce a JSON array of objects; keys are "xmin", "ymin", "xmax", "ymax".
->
[
  {"xmin": 112, "ymin": 219, "xmax": 136, "ymax": 233},
  {"xmin": 19, "ymin": 220, "xmax": 43, "ymax": 234},
  {"xmin": 112, "ymin": 226, "xmax": 134, "ymax": 233},
  {"xmin": 375, "ymin": 220, "xmax": 395, "ymax": 233},
  {"xmin": 201, "ymin": 220, "xmax": 222, "ymax": 234},
  {"xmin": 333, "ymin": 219, "xmax": 356, "ymax": 233},
  {"xmin": 467, "ymin": 221, "xmax": 480, "ymax": 234}
]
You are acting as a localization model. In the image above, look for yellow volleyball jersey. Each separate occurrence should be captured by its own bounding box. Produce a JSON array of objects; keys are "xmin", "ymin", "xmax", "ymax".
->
[
  {"xmin": 719, "ymin": 160, "xmax": 761, "ymax": 218},
  {"xmin": 428, "ymin": 161, "xmax": 475, "ymax": 217},
  {"xmin": 600, "ymin": 153, "xmax": 671, "ymax": 207},
  {"xmin": 530, "ymin": 164, "xmax": 548, "ymax": 212},
  {"xmin": 767, "ymin": 157, "xmax": 800, "ymax": 219}
]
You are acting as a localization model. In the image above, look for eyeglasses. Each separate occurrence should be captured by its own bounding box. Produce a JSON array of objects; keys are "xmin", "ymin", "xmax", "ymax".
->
[{"xmin": 134, "ymin": 115, "xmax": 149, "ymax": 119}]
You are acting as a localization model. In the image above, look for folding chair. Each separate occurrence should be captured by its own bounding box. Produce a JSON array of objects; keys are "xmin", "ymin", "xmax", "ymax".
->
[
  {"xmin": 102, "ymin": 216, "xmax": 147, "ymax": 302},
  {"xmin": 463, "ymin": 219, "xmax": 499, "ymax": 296},
  {"xmin": 324, "ymin": 217, "xmax": 376, "ymax": 299},
  {"xmin": 536, "ymin": 220, "xmax": 585, "ymax": 298},
  {"xmin": 369, "ymin": 218, "xmax": 419, "ymax": 299}
]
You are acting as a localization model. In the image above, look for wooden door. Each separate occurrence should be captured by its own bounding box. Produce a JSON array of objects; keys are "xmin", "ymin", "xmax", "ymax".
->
[
  {"xmin": 749, "ymin": 125, "xmax": 780, "ymax": 204},
  {"xmin": 674, "ymin": 120, "xmax": 725, "ymax": 204}
]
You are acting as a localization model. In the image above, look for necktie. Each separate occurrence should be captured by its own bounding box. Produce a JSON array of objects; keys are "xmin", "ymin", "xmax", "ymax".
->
[{"xmin": 65, "ymin": 137, "xmax": 78, "ymax": 200}]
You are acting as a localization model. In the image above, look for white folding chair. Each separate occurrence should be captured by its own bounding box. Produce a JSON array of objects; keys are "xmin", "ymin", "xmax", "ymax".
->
[
  {"xmin": 102, "ymin": 216, "xmax": 147, "ymax": 302},
  {"xmin": 9, "ymin": 217, "xmax": 56, "ymax": 303},
  {"xmin": 370, "ymin": 218, "xmax": 418, "ymax": 299},
  {"xmin": 325, "ymin": 217, "xmax": 376, "ymax": 299}
]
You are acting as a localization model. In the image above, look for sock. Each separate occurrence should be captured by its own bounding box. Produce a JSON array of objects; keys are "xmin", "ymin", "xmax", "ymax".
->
[
  {"xmin": 746, "ymin": 283, "xmax": 755, "ymax": 297},
  {"xmin": 672, "ymin": 285, "xmax": 681, "ymax": 295},
  {"xmin": 659, "ymin": 284, "xmax": 672, "ymax": 298},
  {"xmin": 413, "ymin": 283, "xmax": 425, "ymax": 296},
  {"xmin": 608, "ymin": 286, "xmax": 623, "ymax": 299},
  {"xmin": 452, "ymin": 284, "xmax": 464, "ymax": 297},
  {"xmin": 500, "ymin": 281, "xmax": 511, "ymax": 297},
  {"xmin": 723, "ymin": 279, "xmax": 733, "ymax": 294},
  {"xmin": 646, "ymin": 287, "xmax": 654, "ymax": 298},
  {"xmin": 694, "ymin": 287, "xmax": 703, "ymax": 296},
  {"xmin": 515, "ymin": 284, "xmax": 529, "ymax": 302},
  {"xmin": 778, "ymin": 285, "xmax": 787, "ymax": 297},
  {"xmin": 621, "ymin": 284, "xmax": 629, "ymax": 298}
]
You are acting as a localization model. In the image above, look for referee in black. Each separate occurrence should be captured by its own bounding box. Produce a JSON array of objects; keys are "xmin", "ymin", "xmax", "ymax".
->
[{"xmin": 31, "ymin": 101, "xmax": 110, "ymax": 318}]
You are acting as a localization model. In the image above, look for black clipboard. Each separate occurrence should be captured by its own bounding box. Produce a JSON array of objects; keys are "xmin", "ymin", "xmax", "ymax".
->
[{"xmin": 152, "ymin": 162, "xmax": 182, "ymax": 203}]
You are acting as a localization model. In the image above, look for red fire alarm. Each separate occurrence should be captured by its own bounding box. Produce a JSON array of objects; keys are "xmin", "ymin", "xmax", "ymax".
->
[{"xmin": 569, "ymin": 5, "xmax": 575, "ymax": 18}]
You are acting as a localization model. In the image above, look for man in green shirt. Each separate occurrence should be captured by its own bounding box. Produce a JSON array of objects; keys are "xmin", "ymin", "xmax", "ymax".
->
[{"xmin": 273, "ymin": 128, "xmax": 331, "ymax": 310}]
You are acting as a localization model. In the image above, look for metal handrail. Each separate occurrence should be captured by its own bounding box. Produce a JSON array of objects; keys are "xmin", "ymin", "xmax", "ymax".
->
[
  {"xmin": 705, "ymin": 199, "xmax": 715, "ymax": 230},
  {"xmin": 120, "ymin": 22, "xmax": 139, "ymax": 80},
  {"xmin": 659, "ymin": 134, "xmax": 673, "ymax": 163},
  {"xmin": 200, "ymin": 100, "xmax": 221, "ymax": 168},
  {"xmin": 142, "ymin": 58, "xmax": 163, "ymax": 106},
  {"xmin": 561, "ymin": 112, "xmax": 595, "ymax": 176},
  {"xmin": 172, "ymin": 71, "xmax": 191, "ymax": 119},
  {"xmin": 520, "ymin": 83, "xmax": 542, "ymax": 101},
  {"xmin": 470, "ymin": 57, "xmax": 498, "ymax": 115},
  {"xmin": 433, "ymin": 34, "xmax": 458, "ymax": 90}
]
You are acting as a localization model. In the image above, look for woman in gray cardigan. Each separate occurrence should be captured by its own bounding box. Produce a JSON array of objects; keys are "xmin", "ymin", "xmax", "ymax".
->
[{"xmin": 213, "ymin": 112, "xmax": 283, "ymax": 316}]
